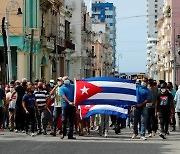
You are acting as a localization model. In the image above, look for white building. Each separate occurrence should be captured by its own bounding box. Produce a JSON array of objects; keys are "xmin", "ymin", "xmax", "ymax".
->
[
  {"xmin": 66, "ymin": 0, "xmax": 92, "ymax": 79},
  {"xmin": 146, "ymin": 0, "xmax": 164, "ymax": 78}
]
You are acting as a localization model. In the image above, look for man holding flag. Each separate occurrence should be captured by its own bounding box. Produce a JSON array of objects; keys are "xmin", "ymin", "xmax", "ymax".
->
[
  {"xmin": 60, "ymin": 76, "xmax": 76, "ymax": 140},
  {"xmin": 132, "ymin": 77, "xmax": 151, "ymax": 140}
]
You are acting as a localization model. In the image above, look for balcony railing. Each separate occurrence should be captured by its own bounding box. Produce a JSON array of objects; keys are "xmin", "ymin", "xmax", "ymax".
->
[{"xmin": 65, "ymin": 40, "xmax": 75, "ymax": 50}]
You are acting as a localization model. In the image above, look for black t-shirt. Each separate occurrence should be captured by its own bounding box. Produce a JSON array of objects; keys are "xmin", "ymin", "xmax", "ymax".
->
[
  {"xmin": 157, "ymin": 92, "xmax": 173, "ymax": 113},
  {"xmin": 15, "ymin": 85, "xmax": 26, "ymax": 107}
]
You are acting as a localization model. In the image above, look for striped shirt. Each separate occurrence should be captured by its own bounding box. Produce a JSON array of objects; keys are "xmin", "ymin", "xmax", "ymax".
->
[{"xmin": 34, "ymin": 89, "xmax": 49, "ymax": 110}]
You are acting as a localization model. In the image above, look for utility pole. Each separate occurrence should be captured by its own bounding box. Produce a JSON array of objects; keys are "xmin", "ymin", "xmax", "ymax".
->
[
  {"xmin": 30, "ymin": 29, "xmax": 34, "ymax": 82},
  {"xmin": 2, "ymin": 17, "xmax": 7, "ymax": 84},
  {"xmin": 173, "ymin": 23, "xmax": 176, "ymax": 86}
]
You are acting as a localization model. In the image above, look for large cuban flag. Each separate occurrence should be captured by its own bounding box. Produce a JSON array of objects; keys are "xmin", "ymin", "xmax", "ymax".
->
[
  {"xmin": 79, "ymin": 105, "xmax": 129, "ymax": 119},
  {"xmin": 75, "ymin": 77, "xmax": 137, "ymax": 106}
]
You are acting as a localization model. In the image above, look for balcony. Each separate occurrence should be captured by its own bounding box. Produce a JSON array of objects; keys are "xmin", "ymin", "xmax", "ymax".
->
[
  {"xmin": 40, "ymin": 36, "xmax": 55, "ymax": 50},
  {"xmin": 54, "ymin": 0, "xmax": 64, "ymax": 6},
  {"xmin": 40, "ymin": 0, "xmax": 54, "ymax": 10},
  {"xmin": 57, "ymin": 37, "xmax": 65, "ymax": 47},
  {"xmin": 65, "ymin": 40, "xmax": 75, "ymax": 50}
]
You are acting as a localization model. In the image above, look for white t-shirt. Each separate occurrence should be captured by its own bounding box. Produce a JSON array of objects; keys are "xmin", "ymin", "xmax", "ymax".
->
[{"xmin": 6, "ymin": 92, "xmax": 17, "ymax": 109}]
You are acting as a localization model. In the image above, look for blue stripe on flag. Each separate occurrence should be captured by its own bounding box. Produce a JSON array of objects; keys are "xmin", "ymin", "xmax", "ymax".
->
[
  {"xmin": 83, "ymin": 109, "xmax": 128, "ymax": 119},
  {"xmin": 83, "ymin": 77, "xmax": 135, "ymax": 84},
  {"xmin": 79, "ymin": 99, "xmax": 136, "ymax": 106},
  {"xmin": 101, "ymin": 87, "xmax": 136, "ymax": 95}
]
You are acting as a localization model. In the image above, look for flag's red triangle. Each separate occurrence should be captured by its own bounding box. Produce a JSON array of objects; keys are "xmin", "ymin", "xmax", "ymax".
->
[
  {"xmin": 75, "ymin": 80, "xmax": 103, "ymax": 104},
  {"xmin": 79, "ymin": 105, "xmax": 95, "ymax": 119}
]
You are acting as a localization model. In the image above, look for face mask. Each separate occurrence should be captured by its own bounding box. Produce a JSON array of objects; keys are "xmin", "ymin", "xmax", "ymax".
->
[
  {"xmin": 50, "ymin": 83, "xmax": 54, "ymax": 88},
  {"xmin": 161, "ymin": 88, "xmax": 166, "ymax": 93},
  {"xmin": 64, "ymin": 80, "xmax": 70, "ymax": 85},
  {"xmin": 141, "ymin": 81, "xmax": 147, "ymax": 88},
  {"xmin": 10, "ymin": 88, "xmax": 14, "ymax": 93},
  {"xmin": 57, "ymin": 81, "xmax": 62, "ymax": 86}
]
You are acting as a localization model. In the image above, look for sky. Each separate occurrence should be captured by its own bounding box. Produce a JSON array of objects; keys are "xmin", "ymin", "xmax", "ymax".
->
[{"xmin": 84, "ymin": 0, "xmax": 147, "ymax": 73}]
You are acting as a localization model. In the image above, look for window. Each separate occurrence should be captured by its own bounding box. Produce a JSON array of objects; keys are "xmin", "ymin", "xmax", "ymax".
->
[
  {"xmin": 155, "ymin": 10, "xmax": 157, "ymax": 13},
  {"xmin": 110, "ymin": 23, "xmax": 113, "ymax": 26},
  {"xmin": 155, "ymin": 4, "xmax": 157, "ymax": 8}
]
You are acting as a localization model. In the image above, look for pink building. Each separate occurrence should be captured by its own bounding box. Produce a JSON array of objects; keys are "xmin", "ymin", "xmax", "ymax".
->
[{"xmin": 171, "ymin": 0, "xmax": 180, "ymax": 85}]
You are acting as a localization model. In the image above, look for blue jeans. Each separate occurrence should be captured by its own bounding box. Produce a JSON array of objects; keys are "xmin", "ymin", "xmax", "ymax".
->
[
  {"xmin": 62, "ymin": 106, "xmax": 76, "ymax": 137},
  {"xmin": 133, "ymin": 107, "xmax": 147, "ymax": 136},
  {"xmin": 53, "ymin": 107, "xmax": 62, "ymax": 132}
]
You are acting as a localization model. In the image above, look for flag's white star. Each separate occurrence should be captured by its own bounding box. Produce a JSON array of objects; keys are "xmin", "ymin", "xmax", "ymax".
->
[{"xmin": 80, "ymin": 86, "xmax": 89, "ymax": 95}]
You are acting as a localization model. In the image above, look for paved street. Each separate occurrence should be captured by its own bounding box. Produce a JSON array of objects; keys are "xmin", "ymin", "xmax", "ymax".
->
[{"xmin": 0, "ymin": 128, "xmax": 180, "ymax": 154}]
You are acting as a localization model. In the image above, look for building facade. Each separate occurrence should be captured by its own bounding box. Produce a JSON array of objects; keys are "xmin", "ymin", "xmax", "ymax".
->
[
  {"xmin": 0, "ymin": 0, "xmax": 24, "ymax": 82},
  {"xmin": 155, "ymin": 0, "xmax": 180, "ymax": 85},
  {"xmin": 146, "ymin": 0, "xmax": 164, "ymax": 78},
  {"xmin": 91, "ymin": 0, "xmax": 116, "ymax": 75},
  {"xmin": 67, "ymin": 0, "xmax": 93, "ymax": 79},
  {"xmin": 0, "ymin": 0, "xmax": 75, "ymax": 82}
]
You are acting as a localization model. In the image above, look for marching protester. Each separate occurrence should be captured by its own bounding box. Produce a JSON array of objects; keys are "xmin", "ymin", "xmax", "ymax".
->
[
  {"xmin": 34, "ymin": 81, "xmax": 49, "ymax": 135},
  {"xmin": 6, "ymin": 82, "xmax": 17, "ymax": 131},
  {"xmin": 0, "ymin": 82, "xmax": 6, "ymax": 130},
  {"xmin": 50, "ymin": 77, "xmax": 63, "ymax": 136},
  {"xmin": 132, "ymin": 77, "xmax": 151, "ymax": 140},
  {"xmin": 22, "ymin": 86, "xmax": 39, "ymax": 137},
  {"xmin": 174, "ymin": 85, "xmax": 180, "ymax": 131},
  {"xmin": 155, "ymin": 82, "xmax": 175, "ymax": 139},
  {"xmin": 167, "ymin": 82, "xmax": 176, "ymax": 131},
  {"xmin": 60, "ymin": 76, "xmax": 76, "ymax": 139},
  {"xmin": 12, "ymin": 78, "xmax": 27, "ymax": 133},
  {"xmin": 146, "ymin": 79, "xmax": 158, "ymax": 137},
  {"xmin": 99, "ymin": 114, "xmax": 109, "ymax": 137}
]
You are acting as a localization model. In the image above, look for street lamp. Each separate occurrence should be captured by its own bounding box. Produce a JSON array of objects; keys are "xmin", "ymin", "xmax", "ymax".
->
[{"xmin": 5, "ymin": 0, "xmax": 22, "ymax": 82}]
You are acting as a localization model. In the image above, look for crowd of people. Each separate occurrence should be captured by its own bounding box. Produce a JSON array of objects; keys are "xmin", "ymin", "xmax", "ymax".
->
[{"xmin": 0, "ymin": 76, "xmax": 180, "ymax": 140}]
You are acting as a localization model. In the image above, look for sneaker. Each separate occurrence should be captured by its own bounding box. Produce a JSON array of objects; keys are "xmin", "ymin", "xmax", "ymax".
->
[
  {"xmin": 104, "ymin": 132, "xmax": 108, "ymax": 138},
  {"xmin": 152, "ymin": 131, "xmax": 156, "ymax": 136},
  {"xmin": 31, "ymin": 133, "xmax": 35, "ymax": 137},
  {"xmin": 14, "ymin": 129, "xmax": 18, "ymax": 133},
  {"xmin": 159, "ymin": 133, "xmax": 166, "ymax": 139},
  {"xmin": 132, "ymin": 134, "xmax": 138, "ymax": 139},
  {"xmin": 148, "ymin": 133, "xmax": 152, "ymax": 137},
  {"xmin": 37, "ymin": 130, "xmax": 42, "ymax": 135},
  {"xmin": 95, "ymin": 126, "xmax": 99, "ymax": 131},
  {"xmin": 22, "ymin": 130, "xmax": 25, "ymax": 133},
  {"xmin": 140, "ymin": 136, "xmax": 147, "ymax": 140}
]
